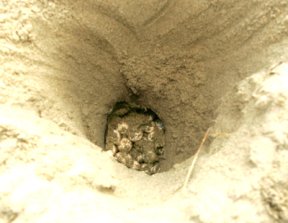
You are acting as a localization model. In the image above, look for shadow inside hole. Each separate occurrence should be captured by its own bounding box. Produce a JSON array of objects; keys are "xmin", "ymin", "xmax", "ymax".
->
[{"xmin": 104, "ymin": 101, "xmax": 165, "ymax": 175}]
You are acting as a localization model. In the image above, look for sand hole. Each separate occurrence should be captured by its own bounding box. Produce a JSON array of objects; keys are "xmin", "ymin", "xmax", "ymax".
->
[{"xmin": 105, "ymin": 102, "xmax": 165, "ymax": 175}]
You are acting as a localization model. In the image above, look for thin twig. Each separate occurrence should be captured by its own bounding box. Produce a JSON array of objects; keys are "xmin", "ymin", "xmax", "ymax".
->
[{"xmin": 182, "ymin": 128, "xmax": 210, "ymax": 190}]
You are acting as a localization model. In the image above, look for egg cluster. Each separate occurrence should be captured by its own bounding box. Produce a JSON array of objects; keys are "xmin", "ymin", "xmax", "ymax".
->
[{"xmin": 105, "ymin": 111, "xmax": 165, "ymax": 175}]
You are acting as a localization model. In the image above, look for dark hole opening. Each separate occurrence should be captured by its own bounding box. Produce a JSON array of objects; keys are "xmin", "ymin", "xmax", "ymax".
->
[{"xmin": 104, "ymin": 101, "xmax": 165, "ymax": 175}]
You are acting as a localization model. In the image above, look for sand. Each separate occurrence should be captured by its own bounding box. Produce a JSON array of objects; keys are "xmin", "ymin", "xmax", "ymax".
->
[{"xmin": 1, "ymin": 0, "xmax": 288, "ymax": 222}]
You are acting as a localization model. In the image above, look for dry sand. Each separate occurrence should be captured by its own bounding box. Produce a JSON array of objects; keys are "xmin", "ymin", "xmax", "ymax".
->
[{"xmin": 1, "ymin": 0, "xmax": 288, "ymax": 222}]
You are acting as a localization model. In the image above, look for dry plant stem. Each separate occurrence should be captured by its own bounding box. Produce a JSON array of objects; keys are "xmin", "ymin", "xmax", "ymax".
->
[{"xmin": 183, "ymin": 128, "xmax": 210, "ymax": 190}]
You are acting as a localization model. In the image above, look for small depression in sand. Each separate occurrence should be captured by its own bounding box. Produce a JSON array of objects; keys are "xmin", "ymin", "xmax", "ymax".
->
[
  {"xmin": 2, "ymin": 1, "xmax": 288, "ymax": 221},
  {"xmin": 105, "ymin": 102, "xmax": 165, "ymax": 175}
]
